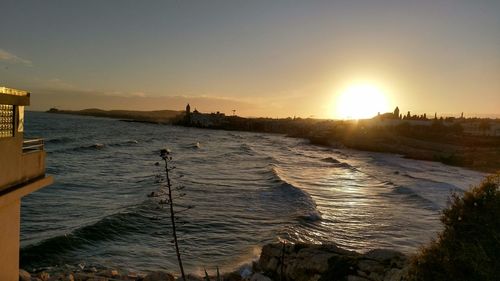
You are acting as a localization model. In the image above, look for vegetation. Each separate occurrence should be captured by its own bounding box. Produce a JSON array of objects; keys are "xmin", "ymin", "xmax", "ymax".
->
[
  {"xmin": 408, "ymin": 173, "xmax": 500, "ymax": 281},
  {"xmin": 154, "ymin": 149, "xmax": 193, "ymax": 281}
]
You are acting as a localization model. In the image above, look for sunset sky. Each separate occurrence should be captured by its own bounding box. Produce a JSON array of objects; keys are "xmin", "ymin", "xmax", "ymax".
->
[{"xmin": 1, "ymin": 0, "xmax": 499, "ymax": 118}]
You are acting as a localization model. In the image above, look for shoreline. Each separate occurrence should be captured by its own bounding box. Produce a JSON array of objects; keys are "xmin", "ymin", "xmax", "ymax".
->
[
  {"xmin": 44, "ymin": 109, "xmax": 500, "ymax": 174},
  {"xmin": 20, "ymin": 242, "xmax": 410, "ymax": 281}
]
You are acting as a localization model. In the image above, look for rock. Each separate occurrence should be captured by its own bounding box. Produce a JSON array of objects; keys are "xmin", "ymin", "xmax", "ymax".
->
[
  {"xmin": 144, "ymin": 271, "xmax": 175, "ymax": 281},
  {"xmin": 250, "ymin": 273, "xmax": 272, "ymax": 281},
  {"xmin": 223, "ymin": 271, "xmax": 242, "ymax": 281},
  {"xmin": 47, "ymin": 274, "xmax": 64, "ymax": 281},
  {"xmin": 127, "ymin": 271, "xmax": 139, "ymax": 279},
  {"xmin": 347, "ymin": 275, "xmax": 370, "ymax": 281},
  {"xmin": 185, "ymin": 274, "xmax": 203, "ymax": 281},
  {"xmin": 19, "ymin": 269, "xmax": 31, "ymax": 281},
  {"xmin": 364, "ymin": 249, "xmax": 407, "ymax": 265},
  {"xmin": 384, "ymin": 268, "xmax": 405, "ymax": 281},
  {"xmin": 239, "ymin": 267, "xmax": 253, "ymax": 280},
  {"xmin": 74, "ymin": 272, "xmax": 91, "ymax": 281},
  {"xmin": 258, "ymin": 243, "xmax": 410, "ymax": 281},
  {"xmin": 259, "ymin": 243, "xmax": 360, "ymax": 281},
  {"xmin": 86, "ymin": 277, "xmax": 108, "ymax": 281},
  {"xmin": 97, "ymin": 269, "xmax": 120, "ymax": 278},
  {"xmin": 357, "ymin": 259, "xmax": 383, "ymax": 273},
  {"xmin": 37, "ymin": 272, "xmax": 50, "ymax": 281}
]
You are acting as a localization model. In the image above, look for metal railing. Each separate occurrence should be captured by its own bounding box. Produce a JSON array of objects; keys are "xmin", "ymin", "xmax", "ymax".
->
[{"xmin": 23, "ymin": 138, "xmax": 44, "ymax": 153}]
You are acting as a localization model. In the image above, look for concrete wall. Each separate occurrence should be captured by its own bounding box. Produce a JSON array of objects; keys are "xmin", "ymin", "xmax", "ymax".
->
[
  {"xmin": 0, "ymin": 134, "xmax": 23, "ymax": 188},
  {"xmin": 0, "ymin": 200, "xmax": 20, "ymax": 281},
  {"xmin": 0, "ymin": 133, "xmax": 46, "ymax": 191},
  {"xmin": 0, "ymin": 176, "xmax": 53, "ymax": 281}
]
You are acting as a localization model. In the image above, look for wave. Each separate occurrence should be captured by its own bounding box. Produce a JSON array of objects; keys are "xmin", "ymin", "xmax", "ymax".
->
[
  {"xmin": 239, "ymin": 143, "xmax": 256, "ymax": 155},
  {"xmin": 76, "ymin": 143, "xmax": 106, "ymax": 151},
  {"xmin": 391, "ymin": 185, "xmax": 440, "ymax": 211},
  {"xmin": 20, "ymin": 206, "xmax": 158, "ymax": 268},
  {"xmin": 45, "ymin": 137, "xmax": 74, "ymax": 144},
  {"xmin": 108, "ymin": 140, "xmax": 139, "ymax": 147},
  {"xmin": 321, "ymin": 157, "xmax": 357, "ymax": 170},
  {"xmin": 51, "ymin": 140, "xmax": 140, "ymax": 154},
  {"xmin": 321, "ymin": 157, "xmax": 340, "ymax": 164},
  {"xmin": 267, "ymin": 166, "xmax": 322, "ymax": 222},
  {"xmin": 183, "ymin": 142, "xmax": 201, "ymax": 149}
]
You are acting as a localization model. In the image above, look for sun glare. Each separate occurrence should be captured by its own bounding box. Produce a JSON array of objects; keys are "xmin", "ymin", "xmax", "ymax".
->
[{"xmin": 335, "ymin": 83, "xmax": 390, "ymax": 120}]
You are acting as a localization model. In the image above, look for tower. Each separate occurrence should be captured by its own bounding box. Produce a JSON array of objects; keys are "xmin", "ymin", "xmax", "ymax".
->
[{"xmin": 393, "ymin": 106, "xmax": 400, "ymax": 119}]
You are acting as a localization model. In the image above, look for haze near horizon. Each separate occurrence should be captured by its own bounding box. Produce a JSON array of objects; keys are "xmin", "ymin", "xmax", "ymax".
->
[{"xmin": 1, "ymin": 0, "xmax": 499, "ymax": 118}]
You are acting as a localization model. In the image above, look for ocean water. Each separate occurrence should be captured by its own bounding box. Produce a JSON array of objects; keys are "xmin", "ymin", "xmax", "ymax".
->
[{"xmin": 20, "ymin": 112, "xmax": 485, "ymax": 274}]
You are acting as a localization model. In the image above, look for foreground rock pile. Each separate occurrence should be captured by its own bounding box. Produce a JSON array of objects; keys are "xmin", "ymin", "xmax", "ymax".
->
[
  {"xmin": 256, "ymin": 243, "xmax": 409, "ymax": 281},
  {"xmin": 20, "ymin": 243, "xmax": 409, "ymax": 281}
]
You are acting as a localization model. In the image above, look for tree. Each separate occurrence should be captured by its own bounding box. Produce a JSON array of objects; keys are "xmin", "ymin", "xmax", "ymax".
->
[{"xmin": 408, "ymin": 174, "xmax": 500, "ymax": 281}]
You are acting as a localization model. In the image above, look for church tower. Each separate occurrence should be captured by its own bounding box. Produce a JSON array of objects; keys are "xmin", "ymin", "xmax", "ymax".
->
[{"xmin": 393, "ymin": 106, "xmax": 400, "ymax": 119}]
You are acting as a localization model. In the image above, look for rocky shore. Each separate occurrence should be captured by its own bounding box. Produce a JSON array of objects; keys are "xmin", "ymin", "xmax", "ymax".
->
[{"xmin": 20, "ymin": 243, "xmax": 409, "ymax": 281}]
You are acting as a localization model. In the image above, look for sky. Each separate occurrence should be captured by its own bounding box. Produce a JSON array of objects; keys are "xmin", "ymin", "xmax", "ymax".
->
[{"xmin": 1, "ymin": 0, "xmax": 499, "ymax": 118}]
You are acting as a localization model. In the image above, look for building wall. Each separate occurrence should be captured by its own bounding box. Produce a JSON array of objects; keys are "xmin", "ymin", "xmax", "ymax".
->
[
  {"xmin": 0, "ymin": 200, "xmax": 20, "ymax": 281},
  {"xmin": 0, "ymin": 95, "xmax": 51, "ymax": 281},
  {"xmin": 0, "ymin": 133, "xmax": 46, "ymax": 190},
  {"xmin": 0, "ymin": 134, "xmax": 23, "ymax": 188}
]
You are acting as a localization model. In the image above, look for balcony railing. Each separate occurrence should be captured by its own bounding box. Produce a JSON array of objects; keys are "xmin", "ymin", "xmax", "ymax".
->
[{"xmin": 23, "ymin": 138, "xmax": 44, "ymax": 153}]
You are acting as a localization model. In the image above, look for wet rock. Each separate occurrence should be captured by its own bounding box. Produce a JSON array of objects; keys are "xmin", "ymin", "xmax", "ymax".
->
[
  {"xmin": 144, "ymin": 271, "xmax": 175, "ymax": 281},
  {"xmin": 19, "ymin": 269, "xmax": 31, "ymax": 281}
]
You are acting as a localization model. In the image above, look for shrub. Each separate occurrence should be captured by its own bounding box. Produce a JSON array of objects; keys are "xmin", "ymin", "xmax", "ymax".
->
[{"xmin": 408, "ymin": 174, "xmax": 500, "ymax": 281}]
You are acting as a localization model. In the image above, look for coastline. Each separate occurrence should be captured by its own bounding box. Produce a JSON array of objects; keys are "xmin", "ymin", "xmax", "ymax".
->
[
  {"xmin": 45, "ymin": 109, "xmax": 500, "ymax": 174},
  {"xmin": 20, "ymin": 242, "xmax": 410, "ymax": 281}
]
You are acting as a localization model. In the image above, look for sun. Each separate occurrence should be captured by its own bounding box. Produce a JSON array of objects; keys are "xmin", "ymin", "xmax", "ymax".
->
[{"xmin": 335, "ymin": 83, "xmax": 390, "ymax": 119}]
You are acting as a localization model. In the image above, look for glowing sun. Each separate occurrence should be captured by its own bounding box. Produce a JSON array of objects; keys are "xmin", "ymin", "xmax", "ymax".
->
[{"xmin": 335, "ymin": 83, "xmax": 390, "ymax": 119}]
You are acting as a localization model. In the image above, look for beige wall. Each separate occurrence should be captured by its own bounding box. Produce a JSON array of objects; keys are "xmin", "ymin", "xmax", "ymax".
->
[
  {"xmin": 0, "ymin": 177, "xmax": 53, "ymax": 281},
  {"xmin": 0, "ymin": 133, "xmax": 46, "ymax": 190},
  {"xmin": 0, "ymin": 199, "xmax": 20, "ymax": 281}
]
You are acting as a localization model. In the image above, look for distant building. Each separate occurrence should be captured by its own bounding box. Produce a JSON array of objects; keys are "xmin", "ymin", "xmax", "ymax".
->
[
  {"xmin": 0, "ymin": 87, "xmax": 53, "ymax": 280},
  {"xmin": 393, "ymin": 106, "xmax": 400, "ymax": 119},
  {"xmin": 184, "ymin": 103, "xmax": 192, "ymax": 124}
]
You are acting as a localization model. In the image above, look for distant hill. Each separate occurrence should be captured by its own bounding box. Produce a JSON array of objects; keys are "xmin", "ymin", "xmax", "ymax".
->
[{"xmin": 47, "ymin": 108, "xmax": 184, "ymax": 124}]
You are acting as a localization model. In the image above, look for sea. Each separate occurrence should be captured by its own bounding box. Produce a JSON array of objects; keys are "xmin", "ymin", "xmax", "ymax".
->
[{"xmin": 20, "ymin": 112, "xmax": 485, "ymax": 274}]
